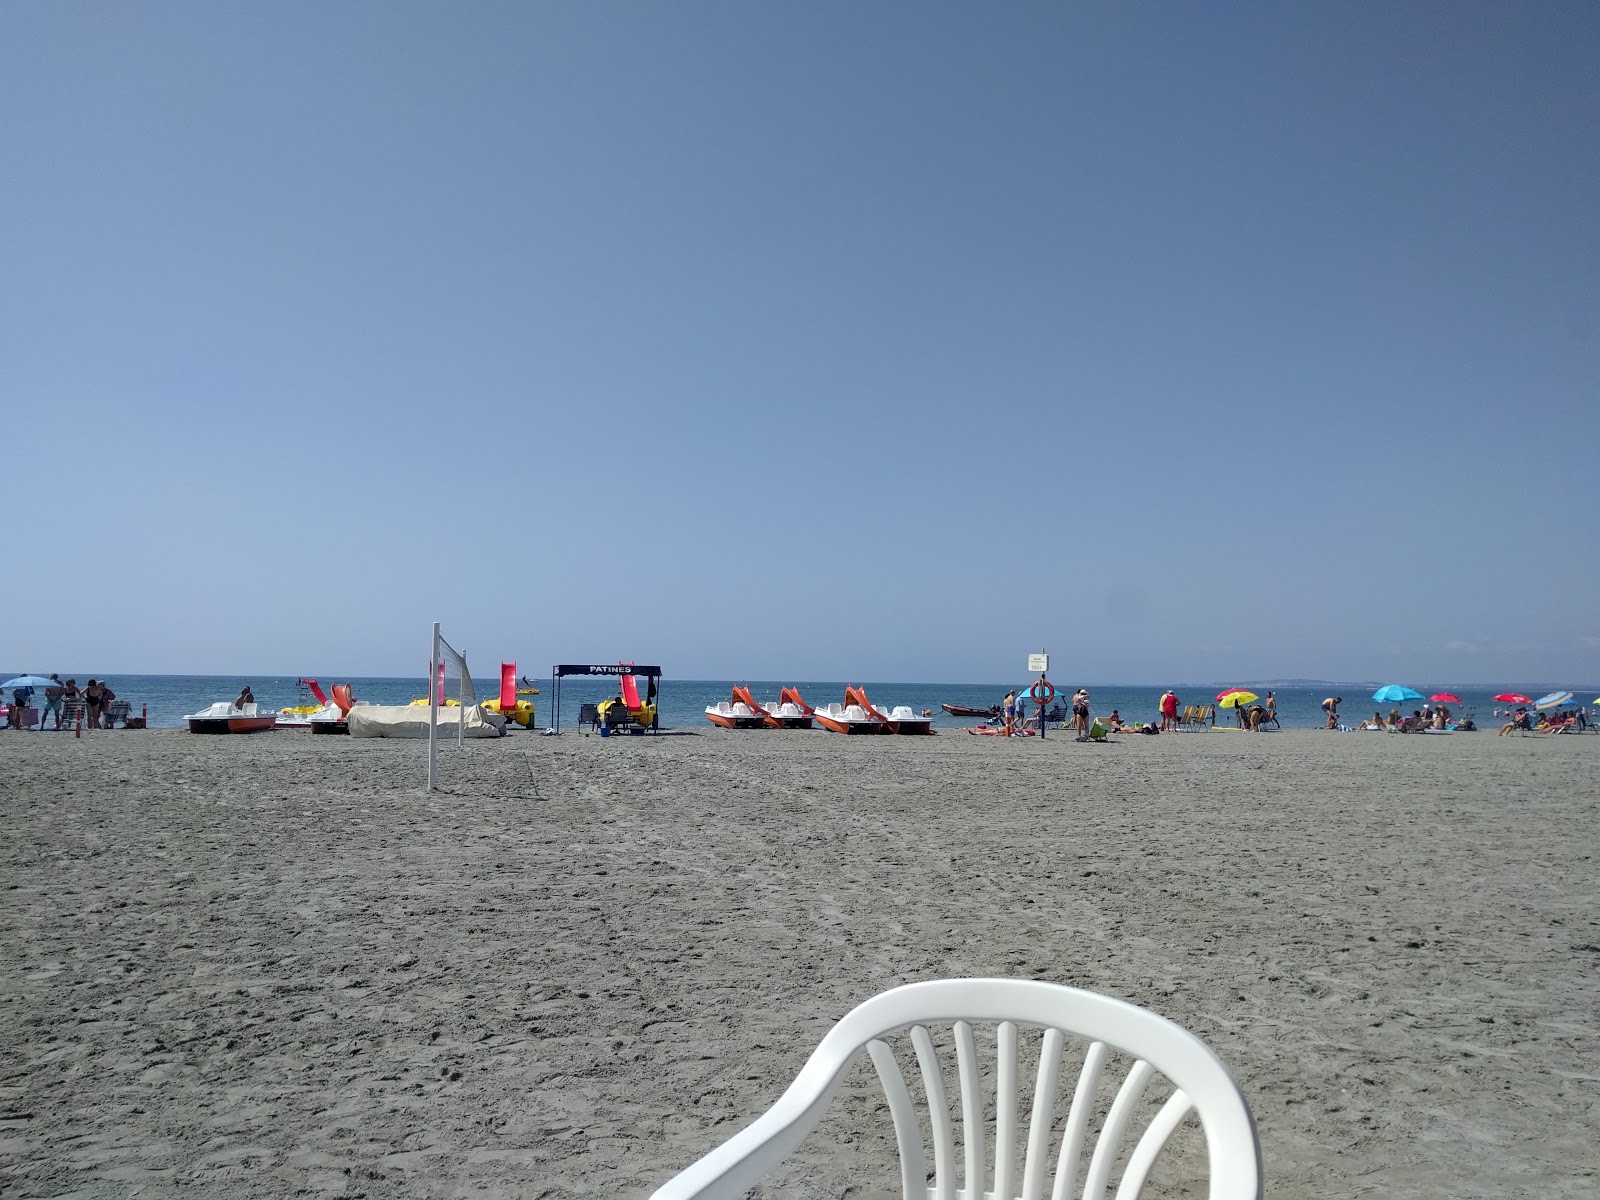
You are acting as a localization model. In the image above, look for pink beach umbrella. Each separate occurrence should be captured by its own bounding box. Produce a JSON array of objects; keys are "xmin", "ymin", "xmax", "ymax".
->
[{"xmin": 1428, "ymin": 693, "xmax": 1461, "ymax": 703}]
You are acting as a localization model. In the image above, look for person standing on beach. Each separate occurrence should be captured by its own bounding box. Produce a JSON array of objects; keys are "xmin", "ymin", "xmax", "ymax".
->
[
  {"xmin": 1071, "ymin": 688, "xmax": 1091, "ymax": 739},
  {"xmin": 43, "ymin": 675, "xmax": 65, "ymax": 729},
  {"xmin": 1002, "ymin": 690, "xmax": 1016, "ymax": 733},
  {"xmin": 83, "ymin": 679, "xmax": 104, "ymax": 730},
  {"xmin": 98, "ymin": 680, "xmax": 116, "ymax": 728},
  {"xmin": 1321, "ymin": 696, "xmax": 1341, "ymax": 728},
  {"xmin": 1265, "ymin": 691, "xmax": 1276, "ymax": 721},
  {"xmin": 1159, "ymin": 689, "xmax": 1179, "ymax": 731}
]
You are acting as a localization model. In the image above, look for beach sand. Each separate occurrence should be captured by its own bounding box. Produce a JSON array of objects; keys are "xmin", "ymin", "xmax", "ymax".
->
[{"xmin": 2, "ymin": 726, "xmax": 1595, "ymax": 1198}]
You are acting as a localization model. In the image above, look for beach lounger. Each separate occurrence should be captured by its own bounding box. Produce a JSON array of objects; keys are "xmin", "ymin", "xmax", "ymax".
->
[
  {"xmin": 1088, "ymin": 718, "xmax": 1110, "ymax": 741},
  {"xmin": 577, "ymin": 703, "xmax": 602, "ymax": 732},
  {"xmin": 647, "ymin": 978, "xmax": 1262, "ymax": 1200}
]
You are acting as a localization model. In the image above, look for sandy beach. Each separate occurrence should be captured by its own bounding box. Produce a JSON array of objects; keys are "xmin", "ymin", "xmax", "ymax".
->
[{"xmin": 2, "ymin": 726, "xmax": 1595, "ymax": 1198}]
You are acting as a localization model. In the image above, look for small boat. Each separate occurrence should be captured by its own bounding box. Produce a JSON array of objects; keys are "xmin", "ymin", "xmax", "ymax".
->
[
  {"xmin": 706, "ymin": 685, "xmax": 772, "ymax": 729},
  {"xmin": 762, "ymin": 686, "xmax": 814, "ymax": 729},
  {"xmin": 276, "ymin": 683, "xmax": 355, "ymax": 734},
  {"xmin": 883, "ymin": 704, "xmax": 934, "ymax": 735},
  {"xmin": 482, "ymin": 697, "xmax": 537, "ymax": 727},
  {"xmin": 186, "ymin": 701, "xmax": 279, "ymax": 734},
  {"xmin": 942, "ymin": 702, "xmax": 1000, "ymax": 719},
  {"xmin": 815, "ymin": 687, "xmax": 932, "ymax": 735}
]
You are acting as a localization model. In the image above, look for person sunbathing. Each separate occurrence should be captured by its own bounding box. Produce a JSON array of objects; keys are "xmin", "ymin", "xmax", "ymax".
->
[
  {"xmin": 1358, "ymin": 713, "xmax": 1385, "ymax": 730},
  {"xmin": 1498, "ymin": 709, "xmax": 1531, "ymax": 736}
]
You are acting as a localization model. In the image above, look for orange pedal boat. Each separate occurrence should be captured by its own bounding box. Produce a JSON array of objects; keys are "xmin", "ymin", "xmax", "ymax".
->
[{"xmin": 813, "ymin": 687, "xmax": 934, "ymax": 735}]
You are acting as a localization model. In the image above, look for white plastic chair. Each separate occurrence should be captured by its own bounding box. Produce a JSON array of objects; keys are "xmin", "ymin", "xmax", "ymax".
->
[{"xmin": 648, "ymin": 978, "xmax": 1261, "ymax": 1200}]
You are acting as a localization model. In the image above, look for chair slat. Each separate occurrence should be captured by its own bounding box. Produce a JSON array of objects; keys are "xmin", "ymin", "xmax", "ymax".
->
[
  {"xmin": 994, "ymin": 1021, "xmax": 1018, "ymax": 1200},
  {"xmin": 1081, "ymin": 1059, "xmax": 1155, "ymax": 1200},
  {"xmin": 954, "ymin": 1020, "xmax": 985, "ymax": 1199},
  {"xmin": 1050, "ymin": 1040, "xmax": 1108, "ymax": 1200},
  {"xmin": 1021, "ymin": 1028, "xmax": 1065, "ymax": 1200},
  {"xmin": 1114, "ymin": 1090, "xmax": 1192, "ymax": 1200},
  {"xmin": 911, "ymin": 1025, "xmax": 955, "ymax": 1200},
  {"xmin": 869, "ymin": 1039, "xmax": 926, "ymax": 1200}
]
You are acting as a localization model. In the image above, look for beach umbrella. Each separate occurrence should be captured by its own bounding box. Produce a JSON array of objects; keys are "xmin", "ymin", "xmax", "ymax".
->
[
  {"xmin": 1493, "ymin": 693, "xmax": 1532, "ymax": 705},
  {"xmin": 1534, "ymin": 691, "xmax": 1573, "ymax": 710},
  {"xmin": 1372, "ymin": 685, "xmax": 1424, "ymax": 704},
  {"xmin": 1427, "ymin": 693, "xmax": 1462, "ymax": 703},
  {"xmin": 1, "ymin": 675, "xmax": 56, "ymax": 689},
  {"xmin": 1216, "ymin": 690, "xmax": 1258, "ymax": 708}
]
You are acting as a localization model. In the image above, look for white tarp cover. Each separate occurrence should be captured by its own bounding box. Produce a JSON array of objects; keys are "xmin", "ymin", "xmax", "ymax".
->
[{"xmin": 346, "ymin": 704, "xmax": 506, "ymax": 739}]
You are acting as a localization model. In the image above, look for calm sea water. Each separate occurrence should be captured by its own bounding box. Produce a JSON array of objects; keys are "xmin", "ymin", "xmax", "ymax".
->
[{"xmin": 7, "ymin": 673, "xmax": 1591, "ymax": 731}]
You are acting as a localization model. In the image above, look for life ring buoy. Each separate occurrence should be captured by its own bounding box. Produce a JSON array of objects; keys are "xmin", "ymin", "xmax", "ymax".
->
[{"xmin": 1029, "ymin": 680, "xmax": 1056, "ymax": 704}]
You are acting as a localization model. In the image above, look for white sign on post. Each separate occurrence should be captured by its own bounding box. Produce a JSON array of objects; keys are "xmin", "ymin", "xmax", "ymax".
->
[{"xmin": 1027, "ymin": 653, "xmax": 1049, "ymax": 674}]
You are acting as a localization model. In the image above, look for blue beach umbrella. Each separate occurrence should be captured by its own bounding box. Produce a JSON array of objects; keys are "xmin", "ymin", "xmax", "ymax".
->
[
  {"xmin": 1534, "ymin": 691, "xmax": 1573, "ymax": 710},
  {"xmin": 2, "ymin": 675, "xmax": 56, "ymax": 689},
  {"xmin": 1372, "ymin": 685, "xmax": 1424, "ymax": 705}
]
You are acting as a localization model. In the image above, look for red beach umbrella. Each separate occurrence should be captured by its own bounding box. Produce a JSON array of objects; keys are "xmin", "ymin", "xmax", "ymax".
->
[
  {"xmin": 1428, "ymin": 693, "xmax": 1462, "ymax": 703},
  {"xmin": 1493, "ymin": 693, "xmax": 1532, "ymax": 705}
]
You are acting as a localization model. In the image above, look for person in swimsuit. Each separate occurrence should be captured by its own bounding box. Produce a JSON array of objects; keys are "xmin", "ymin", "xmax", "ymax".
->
[
  {"xmin": 235, "ymin": 685, "xmax": 255, "ymax": 710},
  {"xmin": 83, "ymin": 679, "xmax": 104, "ymax": 730},
  {"xmin": 1498, "ymin": 708, "xmax": 1531, "ymax": 736},
  {"xmin": 1321, "ymin": 697, "xmax": 1342, "ymax": 728},
  {"xmin": 98, "ymin": 681, "xmax": 116, "ymax": 727},
  {"xmin": 1002, "ymin": 690, "xmax": 1016, "ymax": 732},
  {"xmin": 42, "ymin": 675, "xmax": 65, "ymax": 729},
  {"xmin": 1071, "ymin": 689, "xmax": 1090, "ymax": 739}
]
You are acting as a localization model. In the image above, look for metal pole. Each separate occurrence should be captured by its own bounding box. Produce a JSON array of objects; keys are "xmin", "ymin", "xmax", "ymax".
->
[
  {"xmin": 427, "ymin": 622, "xmax": 440, "ymax": 791},
  {"xmin": 457, "ymin": 648, "xmax": 465, "ymax": 748}
]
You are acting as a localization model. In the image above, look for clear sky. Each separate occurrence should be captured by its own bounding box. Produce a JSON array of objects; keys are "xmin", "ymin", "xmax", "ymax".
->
[{"xmin": 4, "ymin": 3, "xmax": 1596, "ymax": 685}]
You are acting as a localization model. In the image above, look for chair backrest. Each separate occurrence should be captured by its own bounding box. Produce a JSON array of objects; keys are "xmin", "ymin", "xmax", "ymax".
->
[
  {"xmin": 578, "ymin": 703, "xmax": 600, "ymax": 725},
  {"xmin": 652, "ymin": 978, "xmax": 1261, "ymax": 1200}
]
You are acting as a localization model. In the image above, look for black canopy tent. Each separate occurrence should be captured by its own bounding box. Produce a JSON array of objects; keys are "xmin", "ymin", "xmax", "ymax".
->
[{"xmin": 550, "ymin": 664, "xmax": 662, "ymax": 733}]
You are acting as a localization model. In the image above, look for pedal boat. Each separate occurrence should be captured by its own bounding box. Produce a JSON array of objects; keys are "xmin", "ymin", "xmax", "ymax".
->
[
  {"xmin": 883, "ymin": 704, "xmax": 934, "ymax": 735},
  {"xmin": 819, "ymin": 684, "xmax": 921, "ymax": 732},
  {"xmin": 763, "ymin": 686, "xmax": 815, "ymax": 729},
  {"xmin": 706, "ymin": 685, "xmax": 774, "ymax": 729},
  {"xmin": 186, "ymin": 701, "xmax": 279, "ymax": 734}
]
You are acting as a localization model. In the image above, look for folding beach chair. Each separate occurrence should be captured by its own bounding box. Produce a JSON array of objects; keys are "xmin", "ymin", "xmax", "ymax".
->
[{"xmin": 649, "ymin": 978, "xmax": 1262, "ymax": 1200}]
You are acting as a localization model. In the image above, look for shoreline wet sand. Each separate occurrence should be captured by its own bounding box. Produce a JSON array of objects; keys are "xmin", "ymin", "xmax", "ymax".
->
[{"xmin": 3, "ymin": 728, "xmax": 1595, "ymax": 1198}]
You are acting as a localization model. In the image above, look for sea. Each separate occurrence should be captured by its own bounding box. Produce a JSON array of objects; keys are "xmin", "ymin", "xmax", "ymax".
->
[{"xmin": 8, "ymin": 674, "xmax": 1592, "ymax": 732}]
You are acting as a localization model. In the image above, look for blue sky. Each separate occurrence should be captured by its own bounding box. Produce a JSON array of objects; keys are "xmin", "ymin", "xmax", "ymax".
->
[{"xmin": 4, "ymin": 3, "xmax": 1596, "ymax": 685}]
